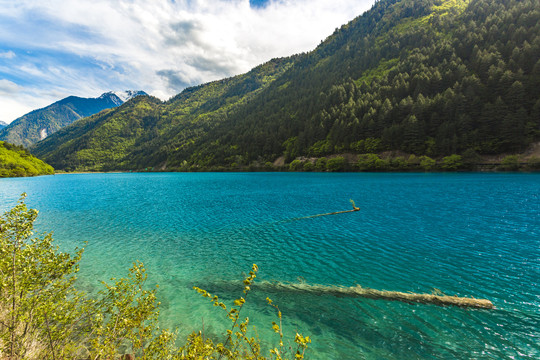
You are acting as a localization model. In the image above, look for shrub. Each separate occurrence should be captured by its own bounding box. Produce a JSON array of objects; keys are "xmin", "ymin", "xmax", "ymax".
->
[
  {"xmin": 357, "ymin": 154, "xmax": 388, "ymax": 171},
  {"xmin": 357, "ymin": 154, "xmax": 379, "ymax": 171},
  {"xmin": 0, "ymin": 194, "xmax": 85, "ymax": 359},
  {"xmin": 461, "ymin": 149, "xmax": 482, "ymax": 169},
  {"xmin": 419, "ymin": 155, "xmax": 436, "ymax": 170},
  {"xmin": 0, "ymin": 196, "xmax": 310, "ymax": 359},
  {"xmin": 326, "ymin": 157, "xmax": 346, "ymax": 172},
  {"xmin": 499, "ymin": 155, "xmax": 520, "ymax": 171},
  {"xmin": 288, "ymin": 159, "xmax": 303, "ymax": 171},
  {"xmin": 303, "ymin": 161, "xmax": 314, "ymax": 171},
  {"xmin": 389, "ymin": 156, "xmax": 407, "ymax": 170},
  {"xmin": 192, "ymin": 264, "xmax": 311, "ymax": 359},
  {"xmin": 315, "ymin": 157, "xmax": 328, "ymax": 171},
  {"xmin": 440, "ymin": 154, "xmax": 463, "ymax": 171}
]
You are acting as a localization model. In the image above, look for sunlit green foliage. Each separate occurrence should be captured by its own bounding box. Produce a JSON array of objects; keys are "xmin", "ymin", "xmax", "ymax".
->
[
  {"xmin": 326, "ymin": 157, "xmax": 347, "ymax": 172},
  {"xmin": 191, "ymin": 265, "xmax": 311, "ymax": 360},
  {"xmin": 419, "ymin": 155, "xmax": 436, "ymax": 170},
  {"xmin": 0, "ymin": 194, "xmax": 84, "ymax": 359},
  {"xmin": 288, "ymin": 160, "xmax": 303, "ymax": 171},
  {"xmin": 0, "ymin": 141, "xmax": 54, "ymax": 177},
  {"xmin": 1, "ymin": 197, "xmax": 310, "ymax": 359},
  {"xmin": 441, "ymin": 154, "xmax": 463, "ymax": 170}
]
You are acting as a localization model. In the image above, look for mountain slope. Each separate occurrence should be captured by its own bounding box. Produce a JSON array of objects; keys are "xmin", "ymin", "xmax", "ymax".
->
[
  {"xmin": 33, "ymin": 0, "xmax": 540, "ymax": 171},
  {"xmin": 0, "ymin": 141, "xmax": 54, "ymax": 177},
  {"xmin": 0, "ymin": 121, "xmax": 7, "ymax": 130},
  {"xmin": 191, "ymin": 0, "xmax": 539, "ymax": 164},
  {"xmin": 0, "ymin": 91, "xmax": 147, "ymax": 147},
  {"xmin": 33, "ymin": 58, "xmax": 295, "ymax": 171}
]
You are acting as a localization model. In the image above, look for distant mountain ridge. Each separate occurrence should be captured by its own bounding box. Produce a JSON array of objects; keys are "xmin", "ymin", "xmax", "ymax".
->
[
  {"xmin": 0, "ymin": 90, "xmax": 147, "ymax": 147},
  {"xmin": 0, "ymin": 121, "xmax": 7, "ymax": 130}
]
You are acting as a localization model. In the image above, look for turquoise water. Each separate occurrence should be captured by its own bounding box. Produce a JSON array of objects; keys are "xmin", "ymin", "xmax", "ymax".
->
[{"xmin": 0, "ymin": 172, "xmax": 538, "ymax": 359}]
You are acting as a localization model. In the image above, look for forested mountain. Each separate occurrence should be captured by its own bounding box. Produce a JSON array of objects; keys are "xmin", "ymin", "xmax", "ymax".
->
[
  {"xmin": 0, "ymin": 141, "xmax": 54, "ymax": 177},
  {"xmin": 0, "ymin": 91, "xmax": 147, "ymax": 147},
  {"xmin": 33, "ymin": 58, "xmax": 296, "ymax": 170},
  {"xmin": 32, "ymin": 0, "xmax": 540, "ymax": 171}
]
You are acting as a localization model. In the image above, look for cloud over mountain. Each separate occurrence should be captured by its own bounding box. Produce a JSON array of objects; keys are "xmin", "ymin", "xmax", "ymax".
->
[{"xmin": 0, "ymin": 0, "xmax": 373, "ymax": 122}]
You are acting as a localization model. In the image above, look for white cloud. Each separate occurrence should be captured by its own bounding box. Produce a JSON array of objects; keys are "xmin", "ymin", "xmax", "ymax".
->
[
  {"xmin": 0, "ymin": 0, "xmax": 375, "ymax": 121},
  {"xmin": 0, "ymin": 92, "xmax": 51, "ymax": 124},
  {"xmin": 0, "ymin": 79, "xmax": 21, "ymax": 95},
  {"xmin": 0, "ymin": 50, "xmax": 15, "ymax": 59}
]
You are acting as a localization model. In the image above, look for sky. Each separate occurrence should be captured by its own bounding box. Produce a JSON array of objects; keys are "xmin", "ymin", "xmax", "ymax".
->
[{"xmin": 0, "ymin": 0, "xmax": 375, "ymax": 123}]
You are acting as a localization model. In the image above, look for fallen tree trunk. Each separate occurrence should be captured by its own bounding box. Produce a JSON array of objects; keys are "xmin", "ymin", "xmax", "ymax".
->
[
  {"xmin": 292, "ymin": 200, "xmax": 361, "ymax": 220},
  {"xmin": 293, "ymin": 207, "xmax": 360, "ymax": 220},
  {"xmin": 198, "ymin": 280, "xmax": 494, "ymax": 309},
  {"xmin": 252, "ymin": 281, "xmax": 494, "ymax": 309}
]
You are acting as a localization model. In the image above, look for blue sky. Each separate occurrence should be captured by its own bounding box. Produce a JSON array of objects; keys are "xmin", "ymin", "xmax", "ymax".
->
[{"xmin": 0, "ymin": 0, "xmax": 374, "ymax": 123}]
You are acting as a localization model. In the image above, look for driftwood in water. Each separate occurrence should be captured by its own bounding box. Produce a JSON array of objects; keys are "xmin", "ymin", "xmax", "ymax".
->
[
  {"xmin": 251, "ymin": 281, "xmax": 494, "ymax": 309},
  {"xmin": 293, "ymin": 200, "xmax": 361, "ymax": 220},
  {"xmin": 199, "ymin": 280, "xmax": 493, "ymax": 309}
]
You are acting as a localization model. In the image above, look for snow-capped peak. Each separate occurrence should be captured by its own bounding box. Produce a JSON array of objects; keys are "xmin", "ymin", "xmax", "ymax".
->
[
  {"xmin": 112, "ymin": 90, "xmax": 147, "ymax": 102},
  {"xmin": 99, "ymin": 90, "xmax": 147, "ymax": 105}
]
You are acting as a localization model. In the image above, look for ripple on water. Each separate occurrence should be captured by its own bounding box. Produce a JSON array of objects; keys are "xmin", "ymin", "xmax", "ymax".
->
[{"xmin": 0, "ymin": 172, "xmax": 538, "ymax": 359}]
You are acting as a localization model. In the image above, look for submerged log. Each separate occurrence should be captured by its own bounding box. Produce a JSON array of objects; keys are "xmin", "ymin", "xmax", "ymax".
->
[
  {"xmin": 198, "ymin": 280, "xmax": 493, "ymax": 309},
  {"xmin": 251, "ymin": 281, "xmax": 494, "ymax": 309}
]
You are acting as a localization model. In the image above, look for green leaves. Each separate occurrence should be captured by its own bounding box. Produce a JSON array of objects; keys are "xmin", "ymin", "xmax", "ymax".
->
[
  {"xmin": 0, "ymin": 194, "xmax": 84, "ymax": 359},
  {"xmin": 0, "ymin": 196, "xmax": 181, "ymax": 360},
  {"xmin": 189, "ymin": 263, "xmax": 310, "ymax": 360},
  {"xmin": 85, "ymin": 260, "xmax": 188, "ymax": 360},
  {"xmin": 1, "ymin": 198, "xmax": 310, "ymax": 359}
]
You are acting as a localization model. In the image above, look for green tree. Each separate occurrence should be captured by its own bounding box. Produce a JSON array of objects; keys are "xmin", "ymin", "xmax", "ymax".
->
[
  {"xmin": 499, "ymin": 155, "xmax": 520, "ymax": 171},
  {"xmin": 88, "ymin": 261, "xmax": 177, "ymax": 359},
  {"xmin": 441, "ymin": 154, "xmax": 463, "ymax": 171},
  {"xmin": 289, "ymin": 159, "xmax": 303, "ymax": 171},
  {"xmin": 326, "ymin": 157, "xmax": 347, "ymax": 172},
  {"xmin": 0, "ymin": 194, "xmax": 84, "ymax": 359},
  {"xmin": 419, "ymin": 155, "xmax": 436, "ymax": 170},
  {"xmin": 1, "ymin": 196, "xmax": 310, "ymax": 360},
  {"xmin": 357, "ymin": 153, "xmax": 389, "ymax": 171},
  {"xmin": 0, "ymin": 141, "xmax": 54, "ymax": 178},
  {"xmin": 308, "ymin": 140, "xmax": 332, "ymax": 156},
  {"xmin": 461, "ymin": 149, "xmax": 483, "ymax": 169},
  {"xmin": 303, "ymin": 161, "xmax": 315, "ymax": 171},
  {"xmin": 282, "ymin": 137, "xmax": 299, "ymax": 163},
  {"xmin": 315, "ymin": 157, "xmax": 328, "ymax": 171}
]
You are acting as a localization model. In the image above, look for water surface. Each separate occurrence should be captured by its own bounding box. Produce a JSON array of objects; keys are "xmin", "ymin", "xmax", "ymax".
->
[{"xmin": 1, "ymin": 172, "xmax": 538, "ymax": 359}]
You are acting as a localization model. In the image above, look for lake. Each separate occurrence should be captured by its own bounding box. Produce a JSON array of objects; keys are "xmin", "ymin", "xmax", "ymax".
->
[{"xmin": 1, "ymin": 172, "xmax": 538, "ymax": 359}]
